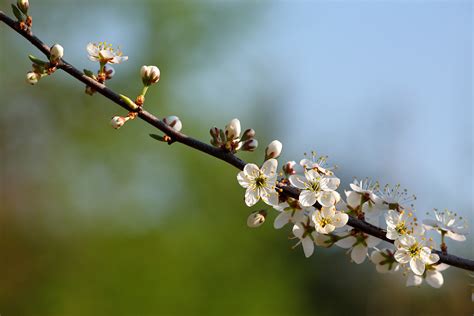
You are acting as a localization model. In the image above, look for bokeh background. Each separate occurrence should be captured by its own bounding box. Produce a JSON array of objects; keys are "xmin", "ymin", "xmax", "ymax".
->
[{"xmin": 1, "ymin": 0, "xmax": 472, "ymax": 315}]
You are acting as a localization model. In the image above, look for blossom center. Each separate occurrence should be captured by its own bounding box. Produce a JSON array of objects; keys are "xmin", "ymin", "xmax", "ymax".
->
[
  {"xmin": 408, "ymin": 244, "xmax": 421, "ymax": 257},
  {"xmin": 255, "ymin": 175, "xmax": 266, "ymax": 188},
  {"xmin": 318, "ymin": 217, "xmax": 332, "ymax": 228},
  {"xmin": 395, "ymin": 221, "xmax": 407, "ymax": 235}
]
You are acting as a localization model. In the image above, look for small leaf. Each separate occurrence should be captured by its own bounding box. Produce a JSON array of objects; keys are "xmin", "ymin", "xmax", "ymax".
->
[
  {"xmin": 28, "ymin": 54, "xmax": 48, "ymax": 66},
  {"xmin": 11, "ymin": 4, "xmax": 24, "ymax": 21},
  {"xmin": 119, "ymin": 94, "xmax": 139, "ymax": 111},
  {"xmin": 149, "ymin": 134, "xmax": 167, "ymax": 142},
  {"xmin": 83, "ymin": 69, "xmax": 96, "ymax": 79}
]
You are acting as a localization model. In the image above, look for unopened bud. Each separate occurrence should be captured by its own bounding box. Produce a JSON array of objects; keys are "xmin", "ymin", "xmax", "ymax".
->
[
  {"xmin": 25, "ymin": 71, "xmax": 40, "ymax": 85},
  {"xmin": 265, "ymin": 140, "xmax": 283, "ymax": 160},
  {"xmin": 241, "ymin": 128, "xmax": 255, "ymax": 142},
  {"xmin": 140, "ymin": 65, "xmax": 160, "ymax": 86},
  {"xmin": 104, "ymin": 65, "xmax": 115, "ymax": 80},
  {"xmin": 241, "ymin": 139, "xmax": 258, "ymax": 152},
  {"xmin": 283, "ymin": 161, "xmax": 296, "ymax": 175},
  {"xmin": 225, "ymin": 118, "xmax": 241, "ymax": 141},
  {"xmin": 110, "ymin": 116, "xmax": 129, "ymax": 129},
  {"xmin": 247, "ymin": 210, "xmax": 267, "ymax": 228},
  {"xmin": 17, "ymin": 0, "xmax": 29, "ymax": 14},
  {"xmin": 85, "ymin": 86, "xmax": 96, "ymax": 95},
  {"xmin": 50, "ymin": 44, "xmax": 64, "ymax": 63},
  {"xmin": 163, "ymin": 115, "xmax": 182, "ymax": 132}
]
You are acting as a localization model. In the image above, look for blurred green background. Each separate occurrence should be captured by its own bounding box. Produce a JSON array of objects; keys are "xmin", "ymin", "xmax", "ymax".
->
[{"xmin": 0, "ymin": 0, "xmax": 472, "ymax": 315}]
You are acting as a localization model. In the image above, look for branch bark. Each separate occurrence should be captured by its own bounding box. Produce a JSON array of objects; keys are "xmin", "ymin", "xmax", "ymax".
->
[{"xmin": 1, "ymin": 10, "xmax": 473, "ymax": 272}]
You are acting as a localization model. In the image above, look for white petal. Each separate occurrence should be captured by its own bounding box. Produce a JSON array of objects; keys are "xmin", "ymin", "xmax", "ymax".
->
[
  {"xmin": 394, "ymin": 250, "xmax": 410, "ymax": 263},
  {"xmin": 422, "ymin": 218, "xmax": 438, "ymax": 229},
  {"xmin": 445, "ymin": 231, "xmax": 466, "ymax": 241},
  {"xmin": 365, "ymin": 235, "xmax": 381, "ymax": 248},
  {"xmin": 351, "ymin": 244, "xmax": 368, "ymax": 264},
  {"xmin": 292, "ymin": 223, "xmax": 304, "ymax": 238},
  {"xmin": 375, "ymin": 263, "xmax": 390, "ymax": 273},
  {"xmin": 237, "ymin": 172, "xmax": 250, "ymax": 188},
  {"xmin": 261, "ymin": 189, "xmax": 279, "ymax": 206},
  {"xmin": 243, "ymin": 163, "xmax": 260, "ymax": 178},
  {"xmin": 321, "ymin": 206, "xmax": 335, "ymax": 218},
  {"xmin": 244, "ymin": 188, "xmax": 259, "ymax": 207},
  {"xmin": 335, "ymin": 236, "xmax": 356, "ymax": 249},
  {"xmin": 320, "ymin": 176, "xmax": 340, "ymax": 191},
  {"xmin": 426, "ymin": 270, "xmax": 444, "ymax": 288},
  {"xmin": 317, "ymin": 191, "xmax": 336, "ymax": 207},
  {"xmin": 86, "ymin": 43, "xmax": 98, "ymax": 56},
  {"xmin": 345, "ymin": 191, "xmax": 361, "ymax": 209},
  {"xmin": 302, "ymin": 237, "xmax": 315, "ymax": 258},
  {"xmin": 410, "ymin": 258, "xmax": 426, "ymax": 275},
  {"xmin": 333, "ymin": 212, "xmax": 349, "ymax": 228},
  {"xmin": 299, "ymin": 190, "xmax": 317, "ymax": 207},
  {"xmin": 305, "ymin": 169, "xmax": 320, "ymax": 183},
  {"xmin": 315, "ymin": 233, "xmax": 332, "ymax": 247},
  {"xmin": 274, "ymin": 212, "xmax": 291, "ymax": 229},
  {"xmin": 406, "ymin": 273, "xmax": 423, "ymax": 287},
  {"xmin": 370, "ymin": 250, "xmax": 385, "ymax": 265},
  {"xmin": 261, "ymin": 158, "xmax": 278, "ymax": 177},
  {"xmin": 289, "ymin": 174, "xmax": 308, "ymax": 189}
]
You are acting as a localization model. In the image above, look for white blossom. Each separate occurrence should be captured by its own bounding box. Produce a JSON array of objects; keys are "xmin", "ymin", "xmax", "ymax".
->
[
  {"xmin": 237, "ymin": 159, "xmax": 279, "ymax": 207},
  {"xmin": 312, "ymin": 206, "xmax": 348, "ymax": 234},
  {"xmin": 423, "ymin": 209, "xmax": 469, "ymax": 242},
  {"xmin": 385, "ymin": 210, "xmax": 424, "ymax": 240},
  {"xmin": 292, "ymin": 221, "xmax": 317, "ymax": 258},
  {"xmin": 370, "ymin": 248, "xmax": 400, "ymax": 273},
  {"xmin": 289, "ymin": 169, "xmax": 340, "ymax": 207},
  {"xmin": 377, "ymin": 184, "xmax": 416, "ymax": 211},
  {"xmin": 335, "ymin": 231, "xmax": 380, "ymax": 264},
  {"xmin": 273, "ymin": 198, "xmax": 314, "ymax": 229},
  {"xmin": 87, "ymin": 42, "xmax": 128, "ymax": 64},
  {"xmin": 299, "ymin": 154, "xmax": 334, "ymax": 176},
  {"xmin": 406, "ymin": 262, "xmax": 449, "ymax": 288},
  {"xmin": 394, "ymin": 235, "xmax": 439, "ymax": 275}
]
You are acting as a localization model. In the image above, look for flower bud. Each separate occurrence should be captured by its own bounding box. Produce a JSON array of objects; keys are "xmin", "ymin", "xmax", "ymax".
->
[
  {"xmin": 265, "ymin": 140, "xmax": 283, "ymax": 160},
  {"xmin": 50, "ymin": 44, "xmax": 64, "ymax": 63},
  {"xmin": 17, "ymin": 0, "xmax": 29, "ymax": 14},
  {"xmin": 25, "ymin": 71, "xmax": 40, "ymax": 85},
  {"xmin": 141, "ymin": 65, "xmax": 160, "ymax": 86},
  {"xmin": 241, "ymin": 139, "xmax": 258, "ymax": 152},
  {"xmin": 104, "ymin": 65, "xmax": 115, "ymax": 80},
  {"xmin": 240, "ymin": 128, "xmax": 255, "ymax": 142},
  {"xmin": 225, "ymin": 118, "xmax": 241, "ymax": 141},
  {"xmin": 163, "ymin": 115, "xmax": 182, "ymax": 132},
  {"xmin": 247, "ymin": 210, "xmax": 267, "ymax": 228},
  {"xmin": 110, "ymin": 116, "xmax": 129, "ymax": 129},
  {"xmin": 283, "ymin": 161, "xmax": 296, "ymax": 175}
]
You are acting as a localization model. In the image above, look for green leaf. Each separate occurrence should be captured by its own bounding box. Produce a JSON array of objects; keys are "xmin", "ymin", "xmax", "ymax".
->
[
  {"xmin": 83, "ymin": 69, "xmax": 96, "ymax": 79},
  {"xmin": 149, "ymin": 134, "xmax": 166, "ymax": 142},
  {"xmin": 11, "ymin": 4, "xmax": 24, "ymax": 21},
  {"xmin": 28, "ymin": 54, "xmax": 48, "ymax": 66}
]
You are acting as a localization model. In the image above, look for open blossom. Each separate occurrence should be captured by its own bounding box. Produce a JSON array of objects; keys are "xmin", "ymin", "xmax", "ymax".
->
[
  {"xmin": 273, "ymin": 198, "xmax": 314, "ymax": 229},
  {"xmin": 370, "ymin": 248, "xmax": 400, "ymax": 273},
  {"xmin": 299, "ymin": 154, "xmax": 334, "ymax": 176},
  {"xmin": 423, "ymin": 209, "xmax": 469, "ymax": 242},
  {"xmin": 237, "ymin": 159, "xmax": 278, "ymax": 207},
  {"xmin": 406, "ymin": 263, "xmax": 449, "ymax": 288},
  {"xmin": 289, "ymin": 169, "xmax": 340, "ymax": 207},
  {"xmin": 335, "ymin": 230, "xmax": 380, "ymax": 264},
  {"xmin": 87, "ymin": 42, "xmax": 128, "ymax": 64},
  {"xmin": 292, "ymin": 220, "xmax": 317, "ymax": 257},
  {"xmin": 385, "ymin": 210, "xmax": 424, "ymax": 240},
  {"xmin": 312, "ymin": 206, "xmax": 348, "ymax": 234},
  {"xmin": 377, "ymin": 184, "xmax": 416, "ymax": 211},
  {"xmin": 345, "ymin": 179, "xmax": 384, "ymax": 216},
  {"xmin": 394, "ymin": 235, "xmax": 439, "ymax": 275}
]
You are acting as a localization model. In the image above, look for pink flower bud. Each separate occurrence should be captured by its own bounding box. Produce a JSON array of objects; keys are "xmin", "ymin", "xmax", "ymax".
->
[
  {"xmin": 225, "ymin": 118, "xmax": 241, "ymax": 141},
  {"xmin": 283, "ymin": 161, "xmax": 297, "ymax": 175},
  {"xmin": 241, "ymin": 139, "xmax": 258, "ymax": 152}
]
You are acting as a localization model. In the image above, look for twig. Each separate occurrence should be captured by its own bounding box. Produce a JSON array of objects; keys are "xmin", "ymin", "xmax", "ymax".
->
[{"xmin": 1, "ymin": 10, "xmax": 472, "ymax": 272}]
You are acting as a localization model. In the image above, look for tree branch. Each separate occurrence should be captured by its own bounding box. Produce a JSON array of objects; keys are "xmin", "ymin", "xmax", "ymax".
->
[{"xmin": 1, "ymin": 10, "xmax": 473, "ymax": 272}]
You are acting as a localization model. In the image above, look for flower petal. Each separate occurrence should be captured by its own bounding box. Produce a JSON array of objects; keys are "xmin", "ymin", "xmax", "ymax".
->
[
  {"xmin": 261, "ymin": 158, "xmax": 278, "ymax": 177},
  {"xmin": 299, "ymin": 190, "xmax": 317, "ymax": 207},
  {"xmin": 243, "ymin": 163, "xmax": 260, "ymax": 178},
  {"xmin": 274, "ymin": 212, "xmax": 291, "ymax": 229},
  {"xmin": 237, "ymin": 172, "xmax": 250, "ymax": 188},
  {"xmin": 426, "ymin": 270, "xmax": 444, "ymax": 288},
  {"xmin": 351, "ymin": 244, "xmax": 368, "ymax": 264},
  {"xmin": 333, "ymin": 212, "xmax": 349, "ymax": 228},
  {"xmin": 335, "ymin": 236, "xmax": 356, "ymax": 249},
  {"xmin": 320, "ymin": 176, "xmax": 340, "ymax": 191},
  {"xmin": 406, "ymin": 273, "xmax": 423, "ymax": 287},
  {"xmin": 289, "ymin": 174, "xmax": 308, "ymax": 189},
  {"xmin": 302, "ymin": 237, "xmax": 315, "ymax": 258},
  {"xmin": 410, "ymin": 258, "xmax": 426, "ymax": 275},
  {"xmin": 244, "ymin": 188, "xmax": 259, "ymax": 207}
]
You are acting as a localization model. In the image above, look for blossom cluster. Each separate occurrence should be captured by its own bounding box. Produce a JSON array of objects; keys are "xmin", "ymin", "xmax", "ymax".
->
[{"xmin": 235, "ymin": 138, "xmax": 469, "ymax": 289}]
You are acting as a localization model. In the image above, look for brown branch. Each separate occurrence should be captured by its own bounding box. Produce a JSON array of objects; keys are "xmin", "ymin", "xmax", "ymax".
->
[{"xmin": 1, "ymin": 10, "xmax": 473, "ymax": 272}]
